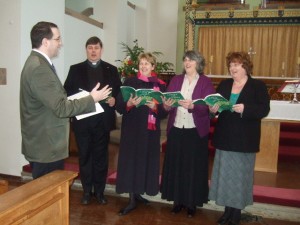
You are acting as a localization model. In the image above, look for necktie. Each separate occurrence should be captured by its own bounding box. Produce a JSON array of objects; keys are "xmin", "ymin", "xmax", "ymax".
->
[{"xmin": 51, "ymin": 63, "xmax": 57, "ymax": 74}]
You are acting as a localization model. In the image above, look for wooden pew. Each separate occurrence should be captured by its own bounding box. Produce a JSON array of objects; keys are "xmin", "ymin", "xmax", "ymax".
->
[
  {"xmin": 0, "ymin": 170, "xmax": 78, "ymax": 225},
  {"xmin": 0, "ymin": 179, "xmax": 8, "ymax": 195}
]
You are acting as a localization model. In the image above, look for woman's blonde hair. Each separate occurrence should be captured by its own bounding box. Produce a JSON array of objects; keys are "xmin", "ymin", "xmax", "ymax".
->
[{"xmin": 138, "ymin": 52, "xmax": 157, "ymax": 67}]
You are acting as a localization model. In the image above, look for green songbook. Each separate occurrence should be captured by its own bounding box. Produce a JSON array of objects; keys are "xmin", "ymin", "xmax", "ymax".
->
[
  {"xmin": 192, "ymin": 93, "xmax": 233, "ymax": 112},
  {"xmin": 120, "ymin": 86, "xmax": 154, "ymax": 107},
  {"xmin": 149, "ymin": 91, "xmax": 184, "ymax": 107}
]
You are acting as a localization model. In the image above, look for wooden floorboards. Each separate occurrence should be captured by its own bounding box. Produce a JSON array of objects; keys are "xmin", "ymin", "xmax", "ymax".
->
[{"xmin": 68, "ymin": 189, "xmax": 300, "ymax": 225}]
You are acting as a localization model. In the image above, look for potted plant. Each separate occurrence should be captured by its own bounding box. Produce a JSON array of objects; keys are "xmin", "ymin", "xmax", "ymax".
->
[{"xmin": 116, "ymin": 40, "xmax": 174, "ymax": 82}]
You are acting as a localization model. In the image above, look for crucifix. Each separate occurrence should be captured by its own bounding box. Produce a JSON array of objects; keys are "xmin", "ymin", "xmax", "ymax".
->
[{"xmin": 248, "ymin": 47, "xmax": 256, "ymax": 60}]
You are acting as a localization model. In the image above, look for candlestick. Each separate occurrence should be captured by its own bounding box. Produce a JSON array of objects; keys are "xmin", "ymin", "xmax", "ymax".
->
[
  {"xmin": 210, "ymin": 55, "xmax": 214, "ymax": 63},
  {"xmin": 281, "ymin": 62, "xmax": 285, "ymax": 77}
]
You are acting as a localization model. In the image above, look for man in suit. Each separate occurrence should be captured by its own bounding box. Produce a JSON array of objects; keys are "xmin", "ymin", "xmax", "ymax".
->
[
  {"xmin": 64, "ymin": 36, "xmax": 121, "ymax": 205},
  {"xmin": 20, "ymin": 21, "xmax": 111, "ymax": 180}
]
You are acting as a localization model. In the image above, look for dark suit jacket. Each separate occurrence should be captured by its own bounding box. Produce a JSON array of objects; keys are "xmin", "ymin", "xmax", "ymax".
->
[
  {"xmin": 212, "ymin": 77, "xmax": 270, "ymax": 153},
  {"xmin": 64, "ymin": 60, "xmax": 121, "ymax": 132},
  {"xmin": 20, "ymin": 51, "xmax": 95, "ymax": 163}
]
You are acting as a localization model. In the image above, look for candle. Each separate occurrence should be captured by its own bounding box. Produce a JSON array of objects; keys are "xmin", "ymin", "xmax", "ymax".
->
[
  {"xmin": 282, "ymin": 62, "xmax": 285, "ymax": 70},
  {"xmin": 210, "ymin": 55, "xmax": 213, "ymax": 63},
  {"xmin": 298, "ymin": 57, "xmax": 300, "ymax": 65}
]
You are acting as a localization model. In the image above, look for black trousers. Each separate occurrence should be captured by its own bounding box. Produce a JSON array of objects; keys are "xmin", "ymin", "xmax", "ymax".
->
[
  {"xmin": 74, "ymin": 120, "xmax": 109, "ymax": 194},
  {"xmin": 30, "ymin": 160, "xmax": 64, "ymax": 179}
]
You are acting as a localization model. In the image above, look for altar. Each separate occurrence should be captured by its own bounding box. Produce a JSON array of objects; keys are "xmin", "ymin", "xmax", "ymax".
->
[{"xmin": 255, "ymin": 101, "xmax": 300, "ymax": 173}]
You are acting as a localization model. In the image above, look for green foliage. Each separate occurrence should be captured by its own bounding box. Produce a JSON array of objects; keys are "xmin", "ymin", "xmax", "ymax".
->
[{"xmin": 116, "ymin": 40, "xmax": 173, "ymax": 79}]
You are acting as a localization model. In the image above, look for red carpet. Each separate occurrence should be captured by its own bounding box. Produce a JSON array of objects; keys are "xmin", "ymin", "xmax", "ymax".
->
[{"xmin": 253, "ymin": 185, "xmax": 300, "ymax": 208}]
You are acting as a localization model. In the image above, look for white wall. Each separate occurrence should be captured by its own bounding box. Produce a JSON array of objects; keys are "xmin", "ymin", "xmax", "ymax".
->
[
  {"xmin": 20, "ymin": 0, "xmax": 65, "ymax": 82},
  {"xmin": 0, "ymin": 0, "xmax": 23, "ymax": 176},
  {"xmin": 94, "ymin": 0, "xmax": 178, "ymax": 70},
  {"xmin": 64, "ymin": 15, "xmax": 103, "ymax": 78},
  {"xmin": 0, "ymin": 0, "xmax": 66, "ymax": 176},
  {"xmin": 147, "ymin": 0, "xmax": 178, "ymax": 65},
  {"xmin": 0, "ymin": 0, "xmax": 179, "ymax": 176}
]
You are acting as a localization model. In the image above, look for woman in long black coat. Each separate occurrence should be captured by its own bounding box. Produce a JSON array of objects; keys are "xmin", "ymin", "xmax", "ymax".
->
[{"xmin": 115, "ymin": 53, "xmax": 168, "ymax": 215}]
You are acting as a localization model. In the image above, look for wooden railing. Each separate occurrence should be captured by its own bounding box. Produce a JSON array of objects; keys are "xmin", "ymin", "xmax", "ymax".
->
[
  {"xmin": 0, "ymin": 170, "xmax": 78, "ymax": 225},
  {"xmin": 65, "ymin": 7, "xmax": 103, "ymax": 29},
  {"xmin": 0, "ymin": 180, "xmax": 8, "ymax": 195}
]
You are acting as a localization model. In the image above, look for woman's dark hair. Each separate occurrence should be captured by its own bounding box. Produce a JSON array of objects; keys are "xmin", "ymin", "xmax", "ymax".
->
[
  {"xmin": 85, "ymin": 36, "xmax": 103, "ymax": 48},
  {"xmin": 182, "ymin": 50, "xmax": 206, "ymax": 75},
  {"xmin": 226, "ymin": 51, "xmax": 253, "ymax": 76},
  {"xmin": 30, "ymin": 21, "xmax": 58, "ymax": 49}
]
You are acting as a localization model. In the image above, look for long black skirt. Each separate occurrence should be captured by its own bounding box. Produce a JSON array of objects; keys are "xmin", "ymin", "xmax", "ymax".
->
[{"xmin": 160, "ymin": 127, "xmax": 209, "ymax": 207}]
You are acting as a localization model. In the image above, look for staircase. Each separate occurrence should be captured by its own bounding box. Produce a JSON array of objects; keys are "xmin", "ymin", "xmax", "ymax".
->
[{"xmin": 279, "ymin": 122, "xmax": 300, "ymax": 161}]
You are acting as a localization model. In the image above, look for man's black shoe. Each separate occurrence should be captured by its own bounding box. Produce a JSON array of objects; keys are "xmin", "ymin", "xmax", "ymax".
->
[
  {"xmin": 95, "ymin": 193, "xmax": 108, "ymax": 205},
  {"xmin": 81, "ymin": 192, "xmax": 92, "ymax": 205}
]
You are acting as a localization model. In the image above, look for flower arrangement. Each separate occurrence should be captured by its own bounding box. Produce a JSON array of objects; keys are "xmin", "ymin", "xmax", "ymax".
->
[{"xmin": 116, "ymin": 40, "xmax": 174, "ymax": 81}]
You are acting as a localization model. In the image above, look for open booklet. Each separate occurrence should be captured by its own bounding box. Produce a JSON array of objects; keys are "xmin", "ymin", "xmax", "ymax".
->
[
  {"xmin": 192, "ymin": 93, "xmax": 233, "ymax": 113},
  {"xmin": 150, "ymin": 91, "xmax": 232, "ymax": 111},
  {"xmin": 121, "ymin": 86, "xmax": 185, "ymax": 107},
  {"xmin": 67, "ymin": 90, "xmax": 104, "ymax": 120},
  {"xmin": 120, "ymin": 86, "xmax": 232, "ymax": 111},
  {"xmin": 120, "ymin": 86, "xmax": 154, "ymax": 107},
  {"xmin": 149, "ymin": 91, "xmax": 184, "ymax": 107}
]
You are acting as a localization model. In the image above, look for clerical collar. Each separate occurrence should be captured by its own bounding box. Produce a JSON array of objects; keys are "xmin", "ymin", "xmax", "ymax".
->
[{"xmin": 88, "ymin": 60, "xmax": 101, "ymax": 68}]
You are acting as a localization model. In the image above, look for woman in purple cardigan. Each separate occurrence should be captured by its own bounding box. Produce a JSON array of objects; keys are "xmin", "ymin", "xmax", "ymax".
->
[{"xmin": 160, "ymin": 51, "xmax": 215, "ymax": 217}]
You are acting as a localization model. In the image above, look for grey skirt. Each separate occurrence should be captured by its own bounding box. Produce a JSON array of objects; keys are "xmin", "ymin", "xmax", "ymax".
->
[{"xmin": 209, "ymin": 149, "xmax": 255, "ymax": 209}]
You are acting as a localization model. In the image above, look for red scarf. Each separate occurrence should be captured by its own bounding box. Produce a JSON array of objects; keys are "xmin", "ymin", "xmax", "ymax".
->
[{"xmin": 137, "ymin": 71, "xmax": 165, "ymax": 130}]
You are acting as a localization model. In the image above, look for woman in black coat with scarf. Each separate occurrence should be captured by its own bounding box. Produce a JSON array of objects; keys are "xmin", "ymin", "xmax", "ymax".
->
[{"xmin": 115, "ymin": 53, "xmax": 168, "ymax": 216}]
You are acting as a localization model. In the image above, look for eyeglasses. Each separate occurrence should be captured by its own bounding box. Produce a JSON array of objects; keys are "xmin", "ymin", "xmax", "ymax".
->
[{"xmin": 51, "ymin": 37, "xmax": 61, "ymax": 41}]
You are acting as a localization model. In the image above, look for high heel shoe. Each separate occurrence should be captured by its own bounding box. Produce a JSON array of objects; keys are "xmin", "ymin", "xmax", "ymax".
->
[
  {"xmin": 217, "ymin": 215, "xmax": 230, "ymax": 225},
  {"xmin": 228, "ymin": 220, "xmax": 240, "ymax": 225},
  {"xmin": 217, "ymin": 206, "xmax": 232, "ymax": 225},
  {"xmin": 187, "ymin": 206, "xmax": 196, "ymax": 218},
  {"xmin": 118, "ymin": 204, "xmax": 136, "ymax": 216},
  {"xmin": 118, "ymin": 193, "xmax": 137, "ymax": 216},
  {"xmin": 171, "ymin": 204, "xmax": 183, "ymax": 214},
  {"xmin": 135, "ymin": 194, "xmax": 150, "ymax": 205}
]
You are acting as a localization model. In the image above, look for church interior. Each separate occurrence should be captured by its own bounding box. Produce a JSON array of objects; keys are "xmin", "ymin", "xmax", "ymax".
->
[{"xmin": 0, "ymin": 0, "xmax": 300, "ymax": 224}]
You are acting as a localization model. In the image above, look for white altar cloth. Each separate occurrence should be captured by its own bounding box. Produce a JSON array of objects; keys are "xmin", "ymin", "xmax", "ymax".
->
[{"xmin": 265, "ymin": 100, "xmax": 300, "ymax": 121}]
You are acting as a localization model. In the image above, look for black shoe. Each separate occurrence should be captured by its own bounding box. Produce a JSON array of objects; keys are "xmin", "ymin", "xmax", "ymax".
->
[
  {"xmin": 135, "ymin": 194, "xmax": 150, "ymax": 205},
  {"xmin": 81, "ymin": 192, "xmax": 92, "ymax": 205},
  {"xmin": 118, "ymin": 204, "xmax": 137, "ymax": 216},
  {"xmin": 217, "ymin": 215, "xmax": 230, "ymax": 225},
  {"xmin": 171, "ymin": 204, "xmax": 183, "ymax": 214},
  {"xmin": 228, "ymin": 220, "xmax": 240, "ymax": 225},
  {"xmin": 187, "ymin": 206, "xmax": 196, "ymax": 218},
  {"xmin": 95, "ymin": 193, "xmax": 107, "ymax": 205}
]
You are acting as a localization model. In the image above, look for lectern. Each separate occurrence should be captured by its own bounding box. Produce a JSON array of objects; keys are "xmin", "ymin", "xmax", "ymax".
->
[{"xmin": 278, "ymin": 80, "xmax": 300, "ymax": 103}]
